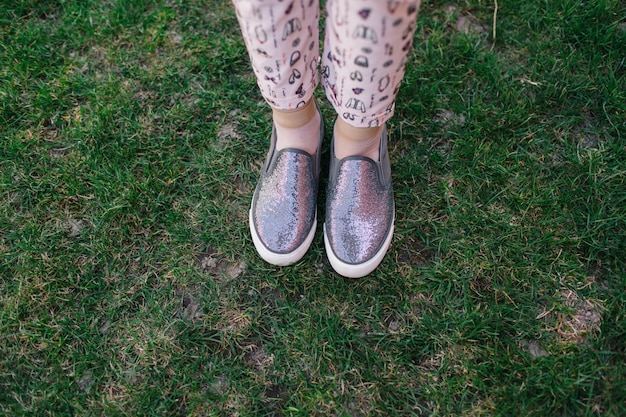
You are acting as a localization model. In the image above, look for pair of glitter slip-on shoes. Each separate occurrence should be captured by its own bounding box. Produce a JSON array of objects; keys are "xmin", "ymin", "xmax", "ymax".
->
[{"xmin": 249, "ymin": 120, "xmax": 394, "ymax": 278}]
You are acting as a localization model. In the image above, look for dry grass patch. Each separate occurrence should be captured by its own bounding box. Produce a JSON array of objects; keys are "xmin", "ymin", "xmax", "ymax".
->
[{"xmin": 555, "ymin": 288, "xmax": 605, "ymax": 345}]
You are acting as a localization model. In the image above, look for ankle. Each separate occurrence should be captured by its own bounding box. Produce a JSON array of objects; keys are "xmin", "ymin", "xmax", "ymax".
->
[
  {"xmin": 333, "ymin": 118, "xmax": 383, "ymax": 160},
  {"xmin": 272, "ymin": 99, "xmax": 318, "ymax": 129},
  {"xmin": 271, "ymin": 100, "xmax": 321, "ymax": 154}
]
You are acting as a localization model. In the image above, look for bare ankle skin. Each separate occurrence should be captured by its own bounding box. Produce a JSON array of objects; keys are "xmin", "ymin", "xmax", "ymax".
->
[
  {"xmin": 272, "ymin": 99, "xmax": 318, "ymax": 129},
  {"xmin": 333, "ymin": 118, "xmax": 384, "ymax": 160}
]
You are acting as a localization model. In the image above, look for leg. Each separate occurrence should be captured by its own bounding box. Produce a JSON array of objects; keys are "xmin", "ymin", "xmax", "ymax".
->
[
  {"xmin": 232, "ymin": 0, "xmax": 321, "ymax": 153},
  {"xmin": 322, "ymin": 0, "xmax": 421, "ymax": 277},
  {"xmin": 232, "ymin": 0, "xmax": 324, "ymax": 265},
  {"xmin": 322, "ymin": 0, "xmax": 421, "ymax": 159}
]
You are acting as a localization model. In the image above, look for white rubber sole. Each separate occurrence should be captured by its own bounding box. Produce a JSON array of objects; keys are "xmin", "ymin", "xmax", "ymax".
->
[
  {"xmin": 323, "ymin": 217, "xmax": 394, "ymax": 279},
  {"xmin": 249, "ymin": 208, "xmax": 317, "ymax": 266}
]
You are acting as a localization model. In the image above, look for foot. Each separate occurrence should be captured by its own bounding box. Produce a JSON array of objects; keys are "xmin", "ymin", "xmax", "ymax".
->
[
  {"xmin": 249, "ymin": 102, "xmax": 324, "ymax": 266},
  {"xmin": 323, "ymin": 127, "xmax": 394, "ymax": 278}
]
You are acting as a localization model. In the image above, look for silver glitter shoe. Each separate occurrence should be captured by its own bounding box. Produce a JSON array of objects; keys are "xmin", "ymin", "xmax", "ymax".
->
[
  {"xmin": 249, "ymin": 117, "xmax": 323, "ymax": 266},
  {"xmin": 323, "ymin": 127, "xmax": 394, "ymax": 278}
]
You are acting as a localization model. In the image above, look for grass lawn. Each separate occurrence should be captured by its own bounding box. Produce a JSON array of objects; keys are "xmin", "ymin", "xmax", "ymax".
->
[{"xmin": 1, "ymin": 0, "xmax": 625, "ymax": 415}]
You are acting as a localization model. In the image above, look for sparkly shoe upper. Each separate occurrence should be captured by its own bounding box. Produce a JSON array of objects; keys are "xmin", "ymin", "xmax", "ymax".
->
[
  {"xmin": 251, "ymin": 143, "xmax": 319, "ymax": 255},
  {"xmin": 325, "ymin": 131, "xmax": 394, "ymax": 265}
]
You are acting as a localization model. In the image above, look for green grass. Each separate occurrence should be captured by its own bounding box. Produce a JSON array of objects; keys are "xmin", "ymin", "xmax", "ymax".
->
[{"xmin": 1, "ymin": 0, "xmax": 625, "ymax": 415}]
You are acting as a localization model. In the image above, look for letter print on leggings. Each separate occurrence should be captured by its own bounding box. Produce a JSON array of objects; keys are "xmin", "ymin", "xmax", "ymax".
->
[
  {"xmin": 232, "ymin": 0, "xmax": 320, "ymax": 110},
  {"xmin": 322, "ymin": 0, "xmax": 421, "ymax": 127}
]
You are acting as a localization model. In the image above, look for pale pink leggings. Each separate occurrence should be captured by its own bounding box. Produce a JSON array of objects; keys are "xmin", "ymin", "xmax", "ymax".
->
[{"xmin": 232, "ymin": 0, "xmax": 421, "ymax": 128}]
